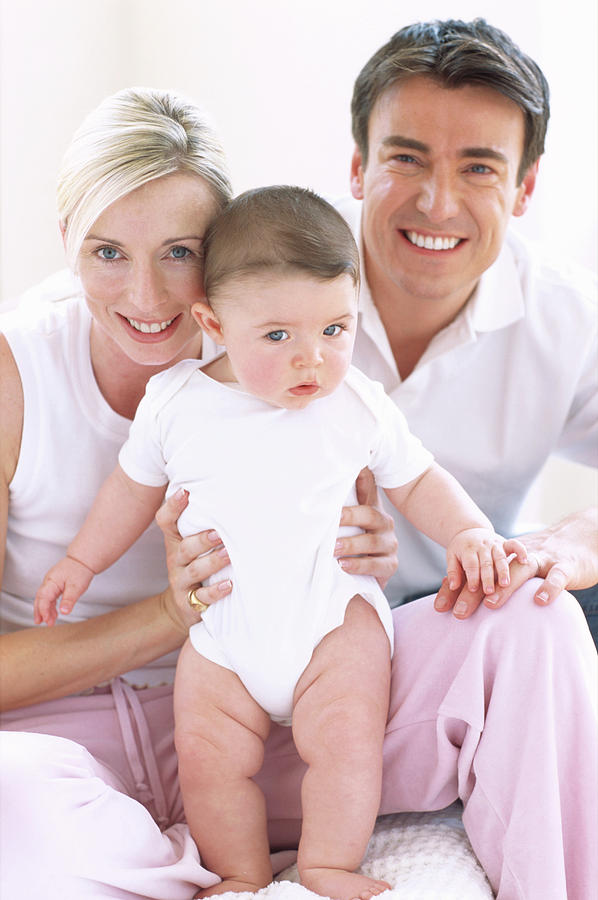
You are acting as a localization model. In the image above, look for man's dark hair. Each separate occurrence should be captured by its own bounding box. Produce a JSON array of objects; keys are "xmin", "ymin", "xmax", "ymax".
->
[
  {"xmin": 203, "ymin": 185, "xmax": 360, "ymax": 299},
  {"xmin": 351, "ymin": 18, "xmax": 550, "ymax": 183}
]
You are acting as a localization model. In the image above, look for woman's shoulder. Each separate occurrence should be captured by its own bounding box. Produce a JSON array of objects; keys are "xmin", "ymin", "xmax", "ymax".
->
[{"xmin": 0, "ymin": 333, "xmax": 23, "ymax": 486}]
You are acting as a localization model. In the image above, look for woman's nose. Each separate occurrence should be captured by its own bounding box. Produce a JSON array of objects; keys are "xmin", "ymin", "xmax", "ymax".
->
[{"xmin": 128, "ymin": 263, "xmax": 166, "ymax": 313}]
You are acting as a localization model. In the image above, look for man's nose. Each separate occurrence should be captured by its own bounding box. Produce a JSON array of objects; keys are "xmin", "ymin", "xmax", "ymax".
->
[{"xmin": 415, "ymin": 170, "xmax": 460, "ymax": 222}]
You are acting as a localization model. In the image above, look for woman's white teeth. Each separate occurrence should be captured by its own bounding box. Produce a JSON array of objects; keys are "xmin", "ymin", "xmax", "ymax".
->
[
  {"xmin": 406, "ymin": 231, "xmax": 460, "ymax": 250},
  {"xmin": 126, "ymin": 317, "xmax": 174, "ymax": 333}
]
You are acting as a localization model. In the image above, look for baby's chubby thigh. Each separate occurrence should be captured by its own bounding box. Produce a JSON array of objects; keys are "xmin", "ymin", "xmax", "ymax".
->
[
  {"xmin": 292, "ymin": 595, "xmax": 392, "ymax": 762},
  {"xmin": 173, "ymin": 639, "xmax": 270, "ymax": 782}
]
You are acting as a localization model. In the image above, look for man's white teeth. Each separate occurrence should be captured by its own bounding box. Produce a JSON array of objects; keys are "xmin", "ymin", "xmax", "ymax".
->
[
  {"xmin": 126, "ymin": 317, "xmax": 175, "ymax": 333},
  {"xmin": 406, "ymin": 231, "xmax": 461, "ymax": 250}
]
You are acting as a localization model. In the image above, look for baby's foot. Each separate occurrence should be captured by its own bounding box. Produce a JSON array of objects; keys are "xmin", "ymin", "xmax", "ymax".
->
[
  {"xmin": 300, "ymin": 867, "xmax": 391, "ymax": 900},
  {"xmin": 195, "ymin": 877, "xmax": 270, "ymax": 898}
]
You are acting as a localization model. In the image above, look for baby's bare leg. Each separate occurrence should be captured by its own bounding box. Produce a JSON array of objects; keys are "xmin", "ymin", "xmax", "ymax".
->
[
  {"xmin": 174, "ymin": 640, "xmax": 272, "ymax": 897},
  {"xmin": 292, "ymin": 596, "xmax": 392, "ymax": 900}
]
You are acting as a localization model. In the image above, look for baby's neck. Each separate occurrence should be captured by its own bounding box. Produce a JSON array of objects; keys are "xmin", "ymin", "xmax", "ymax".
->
[{"xmin": 202, "ymin": 353, "xmax": 236, "ymax": 384}]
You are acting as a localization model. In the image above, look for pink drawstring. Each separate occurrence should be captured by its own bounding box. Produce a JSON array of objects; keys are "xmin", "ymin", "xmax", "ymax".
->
[{"xmin": 110, "ymin": 677, "xmax": 170, "ymax": 827}]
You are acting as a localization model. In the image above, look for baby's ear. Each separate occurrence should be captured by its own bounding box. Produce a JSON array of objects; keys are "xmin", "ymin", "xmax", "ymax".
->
[{"xmin": 191, "ymin": 302, "xmax": 225, "ymax": 344}]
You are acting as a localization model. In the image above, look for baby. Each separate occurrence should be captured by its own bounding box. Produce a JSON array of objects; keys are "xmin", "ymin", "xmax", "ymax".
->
[{"xmin": 35, "ymin": 186, "xmax": 525, "ymax": 900}]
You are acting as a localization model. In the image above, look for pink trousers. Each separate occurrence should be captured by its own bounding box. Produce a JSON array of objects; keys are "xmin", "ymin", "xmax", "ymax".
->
[{"xmin": 1, "ymin": 582, "xmax": 596, "ymax": 900}]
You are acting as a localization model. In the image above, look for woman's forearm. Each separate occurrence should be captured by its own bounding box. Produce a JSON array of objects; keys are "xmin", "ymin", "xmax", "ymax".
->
[{"xmin": 0, "ymin": 590, "xmax": 186, "ymax": 712}]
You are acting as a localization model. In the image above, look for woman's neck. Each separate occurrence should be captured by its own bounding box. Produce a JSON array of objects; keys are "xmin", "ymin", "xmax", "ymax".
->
[{"xmin": 89, "ymin": 324, "xmax": 203, "ymax": 420}]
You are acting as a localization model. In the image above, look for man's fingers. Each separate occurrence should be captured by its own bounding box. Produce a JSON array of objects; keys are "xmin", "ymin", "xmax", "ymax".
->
[
  {"xmin": 339, "ymin": 501, "xmax": 393, "ymax": 534},
  {"xmin": 534, "ymin": 564, "xmax": 570, "ymax": 606},
  {"xmin": 354, "ymin": 466, "xmax": 378, "ymax": 507}
]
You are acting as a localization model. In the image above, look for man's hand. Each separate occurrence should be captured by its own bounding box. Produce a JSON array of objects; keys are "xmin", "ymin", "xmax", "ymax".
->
[
  {"xmin": 434, "ymin": 507, "xmax": 598, "ymax": 618},
  {"xmin": 336, "ymin": 467, "xmax": 398, "ymax": 589},
  {"xmin": 155, "ymin": 489, "xmax": 232, "ymax": 628}
]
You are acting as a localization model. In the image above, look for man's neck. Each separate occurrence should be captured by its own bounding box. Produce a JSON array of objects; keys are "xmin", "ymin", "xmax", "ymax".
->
[{"xmin": 365, "ymin": 263, "xmax": 476, "ymax": 381}]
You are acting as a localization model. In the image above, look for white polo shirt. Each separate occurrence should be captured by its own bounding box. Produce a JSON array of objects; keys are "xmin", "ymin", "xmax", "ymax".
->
[{"xmin": 335, "ymin": 197, "xmax": 598, "ymax": 606}]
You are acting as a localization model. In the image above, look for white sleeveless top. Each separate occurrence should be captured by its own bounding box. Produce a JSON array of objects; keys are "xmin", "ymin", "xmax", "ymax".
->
[{"xmin": 1, "ymin": 293, "xmax": 216, "ymax": 686}]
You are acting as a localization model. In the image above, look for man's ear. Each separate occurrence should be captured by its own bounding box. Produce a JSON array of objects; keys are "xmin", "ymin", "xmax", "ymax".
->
[
  {"xmin": 513, "ymin": 159, "xmax": 540, "ymax": 218},
  {"xmin": 191, "ymin": 302, "xmax": 225, "ymax": 344},
  {"xmin": 350, "ymin": 146, "xmax": 365, "ymax": 200}
]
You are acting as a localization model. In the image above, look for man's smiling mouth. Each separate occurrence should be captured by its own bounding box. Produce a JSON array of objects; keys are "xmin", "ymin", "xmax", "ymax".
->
[{"xmin": 404, "ymin": 231, "xmax": 462, "ymax": 251}]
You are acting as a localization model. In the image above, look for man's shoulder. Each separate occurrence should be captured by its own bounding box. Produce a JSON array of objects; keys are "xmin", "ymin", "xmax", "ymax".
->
[{"xmin": 506, "ymin": 230, "xmax": 596, "ymax": 309}]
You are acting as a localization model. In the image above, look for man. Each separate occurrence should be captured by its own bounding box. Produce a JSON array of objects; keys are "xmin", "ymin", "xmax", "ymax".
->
[{"xmin": 335, "ymin": 18, "xmax": 597, "ymax": 635}]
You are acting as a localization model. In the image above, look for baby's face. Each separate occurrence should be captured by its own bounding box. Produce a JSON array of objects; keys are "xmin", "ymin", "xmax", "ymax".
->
[{"xmin": 209, "ymin": 272, "xmax": 358, "ymax": 409}]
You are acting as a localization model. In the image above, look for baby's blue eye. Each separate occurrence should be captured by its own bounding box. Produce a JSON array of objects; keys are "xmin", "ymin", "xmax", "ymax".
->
[
  {"xmin": 266, "ymin": 330, "xmax": 288, "ymax": 342},
  {"xmin": 171, "ymin": 246, "xmax": 190, "ymax": 258},
  {"xmin": 98, "ymin": 246, "xmax": 120, "ymax": 260},
  {"xmin": 323, "ymin": 324, "xmax": 342, "ymax": 336}
]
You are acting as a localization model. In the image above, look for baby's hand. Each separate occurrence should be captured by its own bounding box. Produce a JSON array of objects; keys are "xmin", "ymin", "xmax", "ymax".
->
[
  {"xmin": 446, "ymin": 529, "xmax": 528, "ymax": 595},
  {"xmin": 34, "ymin": 556, "xmax": 95, "ymax": 626}
]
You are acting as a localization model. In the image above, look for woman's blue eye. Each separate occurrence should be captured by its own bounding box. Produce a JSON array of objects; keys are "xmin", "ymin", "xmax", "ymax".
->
[
  {"xmin": 98, "ymin": 246, "xmax": 120, "ymax": 260},
  {"xmin": 171, "ymin": 246, "xmax": 190, "ymax": 259},
  {"xmin": 323, "ymin": 324, "xmax": 342, "ymax": 336},
  {"xmin": 266, "ymin": 330, "xmax": 288, "ymax": 342}
]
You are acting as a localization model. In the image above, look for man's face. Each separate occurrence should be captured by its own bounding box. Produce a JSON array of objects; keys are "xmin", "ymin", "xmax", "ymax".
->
[{"xmin": 351, "ymin": 76, "xmax": 538, "ymax": 308}]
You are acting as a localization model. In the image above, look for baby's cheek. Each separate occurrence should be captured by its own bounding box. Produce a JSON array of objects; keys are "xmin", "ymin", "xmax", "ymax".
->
[{"xmin": 243, "ymin": 356, "xmax": 284, "ymax": 396}]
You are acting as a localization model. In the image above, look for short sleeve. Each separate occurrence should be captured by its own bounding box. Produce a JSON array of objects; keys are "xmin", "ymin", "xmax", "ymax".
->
[
  {"xmin": 345, "ymin": 367, "xmax": 433, "ymax": 489},
  {"xmin": 369, "ymin": 391, "xmax": 434, "ymax": 488},
  {"xmin": 118, "ymin": 382, "xmax": 169, "ymax": 488}
]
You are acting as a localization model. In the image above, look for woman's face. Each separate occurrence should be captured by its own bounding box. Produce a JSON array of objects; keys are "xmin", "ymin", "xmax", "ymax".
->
[{"xmin": 76, "ymin": 172, "xmax": 219, "ymax": 370}]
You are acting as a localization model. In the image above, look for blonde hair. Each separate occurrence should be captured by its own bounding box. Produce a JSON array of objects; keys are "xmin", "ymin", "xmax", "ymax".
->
[{"xmin": 57, "ymin": 87, "xmax": 232, "ymax": 267}]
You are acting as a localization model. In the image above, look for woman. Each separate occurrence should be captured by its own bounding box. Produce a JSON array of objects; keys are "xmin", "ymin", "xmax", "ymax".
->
[
  {"xmin": 0, "ymin": 88, "xmax": 595, "ymax": 900},
  {"xmin": 0, "ymin": 87, "xmax": 398, "ymax": 898}
]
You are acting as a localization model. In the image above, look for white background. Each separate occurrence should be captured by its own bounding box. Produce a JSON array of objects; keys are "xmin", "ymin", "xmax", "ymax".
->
[{"xmin": 1, "ymin": 0, "xmax": 596, "ymax": 522}]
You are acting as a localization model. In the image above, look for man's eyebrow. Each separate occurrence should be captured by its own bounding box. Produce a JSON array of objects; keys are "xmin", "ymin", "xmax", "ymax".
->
[
  {"xmin": 381, "ymin": 136, "xmax": 509, "ymax": 165},
  {"xmin": 381, "ymin": 135, "xmax": 429, "ymax": 153},
  {"xmin": 460, "ymin": 147, "xmax": 509, "ymax": 164}
]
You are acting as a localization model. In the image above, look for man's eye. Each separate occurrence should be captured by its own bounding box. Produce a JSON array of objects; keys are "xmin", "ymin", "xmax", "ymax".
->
[
  {"xmin": 266, "ymin": 330, "xmax": 289, "ymax": 342},
  {"xmin": 468, "ymin": 164, "xmax": 492, "ymax": 174},
  {"xmin": 170, "ymin": 246, "xmax": 190, "ymax": 259},
  {"xmin": 323, "ymin": 324, "xmax": 343, "ymax": 336},
  {"xmin": 97, "ymin": 246, "xmax": 121, "ymax": 260}
]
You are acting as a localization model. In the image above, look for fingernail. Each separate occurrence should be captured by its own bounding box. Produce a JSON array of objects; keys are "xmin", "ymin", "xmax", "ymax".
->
[
  {"xmin": 207, "ymin": 531, "xmax": 220, "ymax": 543},
  {"xmin": 435, "ymin": 595, "xmax": 449, "ymax": 611},
  {"xmin": 338, "ymin": 558, "xmax": 351, "ymax": 571},
  {"xmin": 217, "ymin": 547, "xmax": 229, "ymax": 559},
  {"xmin": 454, "ymin": 600, "xmax": 468, "ymax": 616},
  {"xmin": 486, "ymin": 594, "xmax": 499, "ymax": 605},
  {"xmin": 218, "ymin": 579, "xmax": 232, "ymax": 592},
  {"xmin": 334, "ymin": 540, "xmax": 344, "ymax": 556},
  {"xmin": 536, "ymin": 591, "xmax": 549, "ymax": 604},
  {"xmin": 173, "ymin": 487, "xmax": 186, "ymax": 501}
]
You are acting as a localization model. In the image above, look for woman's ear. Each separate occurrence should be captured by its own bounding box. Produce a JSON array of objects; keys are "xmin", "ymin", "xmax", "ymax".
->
[{"xmin": 191, "ymin": 302, "xmax": 225, "ymax": 344}]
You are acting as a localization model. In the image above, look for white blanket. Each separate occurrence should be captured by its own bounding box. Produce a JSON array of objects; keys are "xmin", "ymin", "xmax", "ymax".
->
[{"xmin": 212, "ymin": 804, "xmax": 494, "ymax": 899}]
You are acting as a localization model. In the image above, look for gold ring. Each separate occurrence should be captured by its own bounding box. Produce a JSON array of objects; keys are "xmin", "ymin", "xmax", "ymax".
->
[{"xmin": 187, "ymin": 589, "xmax": 209, "ymax": 615}]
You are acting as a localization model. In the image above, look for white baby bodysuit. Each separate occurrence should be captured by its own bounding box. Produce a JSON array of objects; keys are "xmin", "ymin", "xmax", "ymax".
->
[{"xmin": 119, "ymin": 361, "xmax": 433, "ymax": 723}]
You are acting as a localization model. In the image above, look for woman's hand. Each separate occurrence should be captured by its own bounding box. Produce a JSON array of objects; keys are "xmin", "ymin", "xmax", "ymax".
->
[
  {"xmin": 335, "ymin": 467, "xmax": 398, "ymax": 589},
  {"xmin": 155, "ymin": 489, "xmax": 233, "ymax": 626}
]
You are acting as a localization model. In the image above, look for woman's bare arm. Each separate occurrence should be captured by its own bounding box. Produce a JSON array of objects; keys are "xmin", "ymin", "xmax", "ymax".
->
[{"xmin": 0, "ymin": 335, "xmax": 227, "ymax": 711}]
